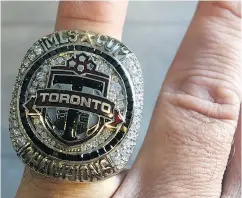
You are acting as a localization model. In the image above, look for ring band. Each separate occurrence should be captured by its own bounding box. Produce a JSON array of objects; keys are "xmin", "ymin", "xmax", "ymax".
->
[{"xmin": 9, "ymin": 30, "xmax": 143, "ymax": 182}]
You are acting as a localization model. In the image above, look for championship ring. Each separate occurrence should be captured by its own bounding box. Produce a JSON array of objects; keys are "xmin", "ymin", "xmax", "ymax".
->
[{"xmin": 9, "ymin": 30, "xmax": 143, "ymax": 182}]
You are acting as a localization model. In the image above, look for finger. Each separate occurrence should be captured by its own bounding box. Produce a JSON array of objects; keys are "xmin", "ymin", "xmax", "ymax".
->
[
  {"xmin": 55, "ymin": 1, "xmax": 128, "ymax": 40},
  {"xmin": 16, "ymin": 168, "xmax": 128, "ymax": 198},
  {"xmin": 16, "ymin": 1, "xmax": 128, "ymax": 198},
  {"xmin": 116, "ymin": 2, "xmax": 241, "ymax": 198},
  {"xmin": 222, "ymin": 111, "xmax": 241, "ymax": 197}
]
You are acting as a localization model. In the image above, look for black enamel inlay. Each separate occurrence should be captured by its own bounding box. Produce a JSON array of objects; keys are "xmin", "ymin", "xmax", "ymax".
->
[
  {"xmin": 104, "ymin": 144, "xmax": 112, "ymax": 152},
  {"xmin": 109, "ymin": 138, "xmax": 118, "ymax": 147},
  {"xmin": 90, "ymin": 151, "xmax": 99, "ymax": 158},
  {"xmin": 56, "ymin": 48, "xmax": 63, "ymax": 53},
  {"xmin": 82, "ymin": 153, "xmax": 91, "ymax": 161},
  {"xmin": 19, "ymin": 45, "xmax": 134, "ymax": 161},
  {"xmin": 116, "ymin": 131, "xmax": 125, "ymax": 141},
  {"xmin": 50, "ymin": 51, "xmax": 57, "ymax": 56},
  {"xmin": 126, "ymin": 112, "xmax": 133, "ymax": 120},
  {"xmin": 68, "ymin": 45, "xmax": 75, "ymax": 51},
  {"xmin": 127, "ymin": 101, "xmax": 134, "ymax": 111},
  {"xmin": 98, "ymin": 148, "xmax": 106, "ymax": 155}
]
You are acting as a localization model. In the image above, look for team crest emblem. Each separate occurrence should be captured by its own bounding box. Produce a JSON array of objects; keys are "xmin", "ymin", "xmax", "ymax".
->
[{"xmin": 24, "ymin": 53, "xmax": 123, "ymax": 145}]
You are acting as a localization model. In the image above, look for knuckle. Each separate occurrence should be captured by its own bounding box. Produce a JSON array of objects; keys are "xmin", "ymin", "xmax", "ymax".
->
[
  {"xmin": 210, "ymin": 2, "xmax": 241, "ymax": 19},
  {"xmin": 183, "ymin": 74, "xmax": 241, "ymax": 109},
  {"xmin": 167, "ymin": 38, "xmax": 242, "ymax": 121},
  {"xmin": 198, "ymin": 1, "xmax": 241, "ymax": 21},
  {"xmin": 163, "ymin": 73, "xmax": 241, "ymax": 122}
]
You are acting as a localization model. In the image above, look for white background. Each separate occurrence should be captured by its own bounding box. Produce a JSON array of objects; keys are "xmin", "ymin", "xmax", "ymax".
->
[{"xmin": 1, "ymin": 1, "xmax": 197, "ymax": 197}]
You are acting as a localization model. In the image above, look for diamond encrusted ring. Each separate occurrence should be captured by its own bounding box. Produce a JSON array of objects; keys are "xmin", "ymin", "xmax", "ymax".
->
[{"xmin": 9, "ymin": 30, "xmax": 144, "ymax": 182}]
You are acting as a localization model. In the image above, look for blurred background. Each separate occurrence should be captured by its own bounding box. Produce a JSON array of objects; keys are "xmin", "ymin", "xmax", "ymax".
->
[{"xmin": 1, "ymin": 1, "xmax": 197, "ymax": 197}]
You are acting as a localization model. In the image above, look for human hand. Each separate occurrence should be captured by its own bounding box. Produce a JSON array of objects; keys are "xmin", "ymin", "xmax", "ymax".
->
[{"xmin": 16, "ymin": 1, "xmax": 241, "ymax": 198}]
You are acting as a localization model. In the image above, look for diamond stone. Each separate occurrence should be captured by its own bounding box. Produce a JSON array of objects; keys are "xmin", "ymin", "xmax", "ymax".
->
[
  {"xmin": 117, "ymin": 164, "xmax": 125, "ymax": 170},
  {"xmin": 135, "ymin": 93, "xmax": 143, "ymax": 102},
  {"xmin": 92, "ymin": 140, "xmax": 98, "ymax": 147},
  {"xmin": 112, "ymin": 83, "xmax": 122, "ymax": 93},
  {"xmin": 108, "ymin": 93, "xmax": 116, "ymax": 101},
  {"xmin": 56, "ymin": 57, "xmax": 64, "ymax": 64},
  {"xmin": 98, "ymin": 136, "xmax": 105, "ymax": 144},
  {"xmin": 28, "ymin": 53, "xmax": 35, "ymax": 61},
  {"xmin": 135, "ymin": 85, "xmax": 143, "ymax": 94},
  {"xmin": 36, "ymin": 126, "xmax": 43, "ymax": 133},
  {"xmin": 42, "ymin": 65, "xmax": 49, "ymax": 73},
  {"xmin": 15, "ymin": 75, "xmax": 22, "ymax": 83},
  {"xmin": 34, "ymin": 46, "xmax": 43, "ymax": 55},
  {"xmin": 10, "ymin": 105, "xmax": 16, "ymax": 113},
  {"xmin": 41, "ymin": 132, "xmax": 47, "ymax": 139},
  {"xmin": 20, "ymin": 67, "xmax": 26, "ymax": 74},
  {"xmin": 32, "ymin": 81, "xmax": 38, "ymax": 87},
  {"xmin": 131, "ymin": 65, "xmax": 138, "ymax": 73},
  {"xmin": 12, "ymin": 129, "xmax": 21, "ymax": 136},
  {"xmin": 87, "ymin": 63, "xmax": 94, "ymax": 70},
  {"xmin": 125, "ymin": 139, "xmax": 136, "ymax": 147},
  {"xmin": 68, "ymin": 60, "xmax": 76, "ymax": 67},
  {"xmin": 77, "ymin": 65, "xmax": 84, "ymax": 72},
  {"xmin": 23, "ymin": 59, "xmax": 30, "ymax": 66},
  {"xmin": 117, "ymin": 101, "xmax": 124, "ymax": 109},
  {"xmin": 50, "ymin": 140, "xmax": 56, "ymax": 146},
  {"xmin": 33, "ymin": 118, "xmax": 41, "ymax": 125},
  {"xmin": 100, "ymin": 64, "xmax": 108, "ymax": 72},
  {"xmin": 116, "ymin": 94, "xmax": 125, "ymax": 100},
  {"xmin": 39, "ymin": 82, "xmax": 46, "ymax": 88},
  {"xmin": 36, "ymin": 72, "xmax": 46, "ymax": 81},
  {"xmin": 45, "ymin": 138, "xmax": 50, "ymax": 143},
  {"xmin": 133, "ymin": 122, "xmax": 141, "ymax": 130},
  {"xmin": 121, "ymin": 153, "xmax": 129, "ymax": 161},
  {"xmin": 112, "ymin": 75, "xmax": 119, "ymax": 82},
  {"xmin": 28, "ymin": 87, "xmax": 36, "ymax": 95},
  {"xmin": 105, "ymin": 68, "xmax": 112, "ymax": 75},
  {"xmin": 50, "ymin": 59, "xmax": 56, "ymax": 65},
  {"xmin": 12, "ymin": 142, "xmax": 20, "ymax": 150},
  {"xmin": 133, "ymin": 76, "xmax": 140, "ymax": 84},
  {"xmin": 79, "ymin": 55, "xmax": 86, "ymax": 62},
  {"xmin": 16, "ymin": 137, "xmax": 26, "ymax": 147},
  {"xmin": 10, "ymin": 120, "xmax": 18, "ymax": 128},
  {"xmin": 86, "ymin": 144, "xmax": 92, "ymax": 150},
  {"xmin": 135, "ymin": 107, "xmax": 142, "ymax": 116},
  {"xmin": 81, "ymin": 144, "xmax": 87, "ymax": 151}
]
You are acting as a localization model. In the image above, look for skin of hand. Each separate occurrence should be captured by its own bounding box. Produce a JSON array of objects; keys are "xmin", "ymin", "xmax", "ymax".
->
[{"xmin": 15, "ymin": 1, "xmax": 241, "ymax": 198}]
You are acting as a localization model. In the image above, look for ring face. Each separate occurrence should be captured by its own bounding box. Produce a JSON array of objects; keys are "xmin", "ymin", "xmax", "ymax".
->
[{"xmin": 9, "ymin": 30, "xmax": 143, "ymax": 182}]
